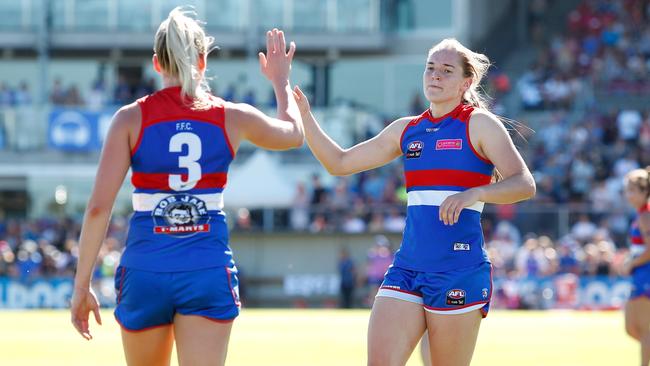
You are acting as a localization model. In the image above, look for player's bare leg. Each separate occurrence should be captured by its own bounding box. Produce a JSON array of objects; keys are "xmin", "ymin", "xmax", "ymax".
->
[
  {"xmin": 174, "ymin": 314, "xmax": 233, "ymax": 366},
  {"xmin": 120, "ymin": 325, "xmax": 174, "ymax": 366},
  {"xmin": 367, "ymin": 297, "xmax": 426, "ymax": 366},
  {"xmin": 425, "ymin": 310, "xmax": 482, "ymax": 366}
]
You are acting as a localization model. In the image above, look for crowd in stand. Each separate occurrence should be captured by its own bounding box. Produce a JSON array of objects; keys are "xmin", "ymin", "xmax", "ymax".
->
[{"xmin": 518, "ymin": 0, "xmax": 650, "ymax": 109}]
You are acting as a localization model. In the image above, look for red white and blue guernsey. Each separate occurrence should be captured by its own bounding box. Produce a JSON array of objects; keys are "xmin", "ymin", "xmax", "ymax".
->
[
  {"xmin": 629, "ymin": 203, "xmax": 650, "ymax": 299},
  {"xmin": 378, "ymin": 103, "xmax": 494, "ymax": 317},
  {"xmin": 395, "ymin": 103, "xmax": 493, "ymax": 272},
  {"xmin": 121, "ymin": 86, "xmax": 234, "ymax": 272}
]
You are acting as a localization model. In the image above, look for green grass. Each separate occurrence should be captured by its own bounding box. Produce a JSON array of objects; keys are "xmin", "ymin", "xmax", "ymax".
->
[{"xmin": 0, "ymin": 309, "xmax": 638, "ymax": 365}]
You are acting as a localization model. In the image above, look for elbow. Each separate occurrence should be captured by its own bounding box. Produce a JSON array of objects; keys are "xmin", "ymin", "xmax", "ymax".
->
[
  {"xmin": 523, "ymin": 174, "xmax": 536, "ymax": 200},
  {"xmin": 291, "ymin": 133, "xmax": 304, "ymax": 149},
  {"xmin": 85, "ymin": 201, "xmax": 112, "ymax": 219},
  {"xmin": 286, "ymin": 129, "xmax": 304, "ymax": 149},
  {"xmin": 328, "ymin": 165, "xmax": 353, "ymax": 177}
]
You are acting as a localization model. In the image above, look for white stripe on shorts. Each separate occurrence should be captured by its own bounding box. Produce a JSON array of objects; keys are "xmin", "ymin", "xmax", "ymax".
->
[
  {"xmin": 376, "ymin": 288, "xmax": 423, "ymax": 305},
  {"xmin": 407, "ymin": 190, "xmax": 484, "ymax": 213},
  {"xmin": 132, "ymin": 192, "xmax": 224, "ymax": 212},
  {"xmin": 424, "ymin": 302, "xmax": 487, "ymax": 315}
]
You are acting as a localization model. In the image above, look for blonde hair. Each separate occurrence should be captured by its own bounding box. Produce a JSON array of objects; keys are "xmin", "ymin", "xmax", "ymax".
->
[
  {"xmin": 154, "ymin": 7, "xmax": 215, "ymax": 109},
  {"xmin": 625, "ymin": 167, "xmax": 650, "ymax": 197},
  {"xmin": 428, "ymin": 38, "xmax": 491, "ymax": 110}
]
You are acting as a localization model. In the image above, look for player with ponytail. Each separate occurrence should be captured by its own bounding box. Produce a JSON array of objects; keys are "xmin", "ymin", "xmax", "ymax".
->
[{"xmin": 71, "ymin": 7, "xmax": 303, "ymax": 365}]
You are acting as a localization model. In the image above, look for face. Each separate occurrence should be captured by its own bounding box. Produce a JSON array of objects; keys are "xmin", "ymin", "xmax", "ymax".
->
[
  {"xmin": 624, "ymin": 181, "xmax": 647, "ymax": 208},
  {"xmin": 422, "ymin": 48, "xmax": 471, "ymax": 104}
]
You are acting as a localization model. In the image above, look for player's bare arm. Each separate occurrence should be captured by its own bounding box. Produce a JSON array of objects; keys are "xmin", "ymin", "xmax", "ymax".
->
[{"xmin": 293, "ymin": 85, "xmax": 410, "ymax": 176}]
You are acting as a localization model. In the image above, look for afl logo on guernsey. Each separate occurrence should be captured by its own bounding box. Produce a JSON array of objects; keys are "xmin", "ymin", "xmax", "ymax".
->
[
  {"xmin": 152, "ymin": 194, "xmax": 211, "ymax": 237},
  {"xmin": 406, "ymin": 141, "xmax": 423, "ymax": 159},
  {"xmin": 436, "ymin": 139, "xmax": 462, "ymax": 150}
]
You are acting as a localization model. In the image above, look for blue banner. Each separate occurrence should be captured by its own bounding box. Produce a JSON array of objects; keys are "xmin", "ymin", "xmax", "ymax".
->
[
  {"xmin": 0, "ymin": 275, "xmax": 635, "ymax": 309},
  {"xmin": 0, "ymin": 278, "xmax": 73, "ymax": 308},
  {"xmin": 492, "ymin": 275, "xmax": 631, "ymax": 310},
  {"xmin": 0, "ymin": 278, "xmax": 117, "ymax": 309},
  {"xmin": 48, "ymin": 108, "xmax": 117, "ymax": 151}
]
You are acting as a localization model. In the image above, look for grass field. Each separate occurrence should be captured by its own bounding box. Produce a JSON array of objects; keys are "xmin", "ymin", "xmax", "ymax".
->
[{"xmin": 0, "ymin": 309, "xmax": 638, "ymax": 365}]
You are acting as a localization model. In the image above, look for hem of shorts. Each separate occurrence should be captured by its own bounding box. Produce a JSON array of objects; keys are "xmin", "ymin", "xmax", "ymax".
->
[
  {"xmin": 423, "ymin": 301, "xmax": 488, "ymax": 315},
  {"xmin": 114, "ymin": 314, "xmax": 173, "ymax": 333},
  {"xmin": 174, "ymin": 313, "xmax": 237, "ymax": 323},
  {"xmin": 391, "ymin": 259, "xmax": 491, "ymax": 273},
  {"xmin": 376, "ymin": 288, "xmax": 424, "ymax": 305}
]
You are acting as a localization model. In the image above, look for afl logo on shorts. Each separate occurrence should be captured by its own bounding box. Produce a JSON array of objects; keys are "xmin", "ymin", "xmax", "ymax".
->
[
  {"xmin": 152, "ymin": 194, "xmax": 210, "ymax": 237},
  {"xmin": 406, "ymin": 141, "xmax": 423, "ymax": 159},
  {"xmin": 446, "ymin": 289, "xmax": 466, "ymax": 306}
]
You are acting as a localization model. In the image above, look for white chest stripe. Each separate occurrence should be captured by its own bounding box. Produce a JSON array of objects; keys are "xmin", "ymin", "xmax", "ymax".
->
[
  {"xmin": 407, "ymin": 190, "xmax": 484, "ymax": 213},
  {"xmin": 132, "ymin": 192, "xmax": 224, "ymax": 212}
]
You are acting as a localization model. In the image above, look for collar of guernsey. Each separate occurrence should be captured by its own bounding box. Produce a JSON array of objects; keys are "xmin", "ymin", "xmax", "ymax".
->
[
  {"xmin": 130, "ymin": 86, "xmax": 233, "ymax": 212},
  {"xmin": 400, "ymin": 103, "xmax": 494, "ymax": 209}
]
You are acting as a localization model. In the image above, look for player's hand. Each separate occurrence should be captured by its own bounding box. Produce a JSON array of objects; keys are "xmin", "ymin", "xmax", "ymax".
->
[
  {"xmin": 70, "ymin": 286, "xmax": 102, "ymax": 340},
  {"xmin": 438, "ymin": 188, "xmax": 481, "ymax": 225},
  {"xmin": 292, "ymin": 85, "xmax": 311, "ymax": 115},
  {"xmin": 258, "ymin": 28, "xmax": 296, "ymax": 86}
]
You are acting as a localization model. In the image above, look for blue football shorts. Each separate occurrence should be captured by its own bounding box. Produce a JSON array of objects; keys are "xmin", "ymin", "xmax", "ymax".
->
[
  {"xmin": 630, "ymin": 262, "xmax": 650, "ymax": 300},
  {"xmin": 114, "ymin": 263, "xmax": 240, "ymax": 331},
  {"xmin": 377, "ymin": 261, "xmax": 492, "ymax": 317}
]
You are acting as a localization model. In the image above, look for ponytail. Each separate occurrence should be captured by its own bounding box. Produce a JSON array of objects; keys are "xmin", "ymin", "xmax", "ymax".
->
[{"xmin": 154, "ymin": 7, "xmax": 216, "ymax": 109}]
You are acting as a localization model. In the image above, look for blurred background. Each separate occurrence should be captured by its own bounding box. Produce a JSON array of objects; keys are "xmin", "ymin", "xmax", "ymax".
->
[{"xmin": 0, "ymin": 0, "xmax": 648, "ymax": 314}]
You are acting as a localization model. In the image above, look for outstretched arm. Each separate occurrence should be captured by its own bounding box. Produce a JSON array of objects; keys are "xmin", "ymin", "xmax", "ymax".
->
[
  {"xmin": 225, "ymin": 29, "xmax": 303, "ymax": 151},
  {"xmin": 293, "ymin": 85, "xmax": 408, "ymax": 176}
]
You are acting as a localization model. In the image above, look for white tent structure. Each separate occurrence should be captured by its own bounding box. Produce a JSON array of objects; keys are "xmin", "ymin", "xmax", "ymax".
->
[{"xmin": 223, "ymin": 150, "xmax": 295, "ymax": 209}]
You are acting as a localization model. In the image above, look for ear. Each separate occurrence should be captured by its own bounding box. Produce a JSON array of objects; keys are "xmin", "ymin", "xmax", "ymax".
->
[
  {"xmin": 462, "ymin": 78, "xmax": 472, "ymax": 92},
  {"xmin": 152, "ymin": 54, "xmax": 162, "ymax": 73}
]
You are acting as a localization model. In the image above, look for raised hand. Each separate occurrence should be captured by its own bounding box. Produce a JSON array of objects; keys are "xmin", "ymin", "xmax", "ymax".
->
[
  {"xmin": 292, "ymin": 85, "xmax": 311, "ymax": 115},
  {"xmin": 258, "ymin": 28, "xmax": 296, "ymax": 85}
]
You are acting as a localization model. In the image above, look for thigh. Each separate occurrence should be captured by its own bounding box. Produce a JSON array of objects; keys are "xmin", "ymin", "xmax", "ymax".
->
[
  {"xmin": 121, "ymin": 325, "xmax": 174, "ymax": 366},
  {"xmin": 626, "ymin": 297, "xmax": 650, "ymax": 335},
  {"xmin": 425, "ymin": 310, "xmax": 482, "ymax": 366},
  {"xmin": 368, "ymin": 297, "xmax": 427, "ymax": 366},
  {"xmin": 174, "ymin": 314, "xmax": 233, "ymax": 366}
]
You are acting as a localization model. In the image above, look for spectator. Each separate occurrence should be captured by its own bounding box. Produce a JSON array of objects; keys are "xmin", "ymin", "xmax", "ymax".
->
[{"xmin": 338, "ymin": 247, "xmax": 357, "ymax": 309}]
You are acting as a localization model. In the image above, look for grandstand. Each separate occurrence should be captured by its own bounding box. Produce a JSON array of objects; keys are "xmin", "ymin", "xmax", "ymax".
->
[{"xmin": 0, "ymin": 0, "xmax": 647, "ymax": 329}]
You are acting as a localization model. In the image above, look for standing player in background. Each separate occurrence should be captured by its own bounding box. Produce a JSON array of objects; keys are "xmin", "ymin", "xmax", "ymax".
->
[
  {"xmin": 623, "ymin": 168, "xmax": 650, "ymax": 366},
  {"xmin": 70, "ymin": 8, "xmax": 303, "ymax": 366},
  {"xmin": 293, "ymin": 38, "xmax": 535, "ymax": 365}
]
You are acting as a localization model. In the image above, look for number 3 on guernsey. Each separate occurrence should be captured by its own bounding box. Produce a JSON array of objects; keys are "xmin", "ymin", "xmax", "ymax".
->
[{"xmin": 168, "ymin": 132, "xmax": 202, "ymax": 191}]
